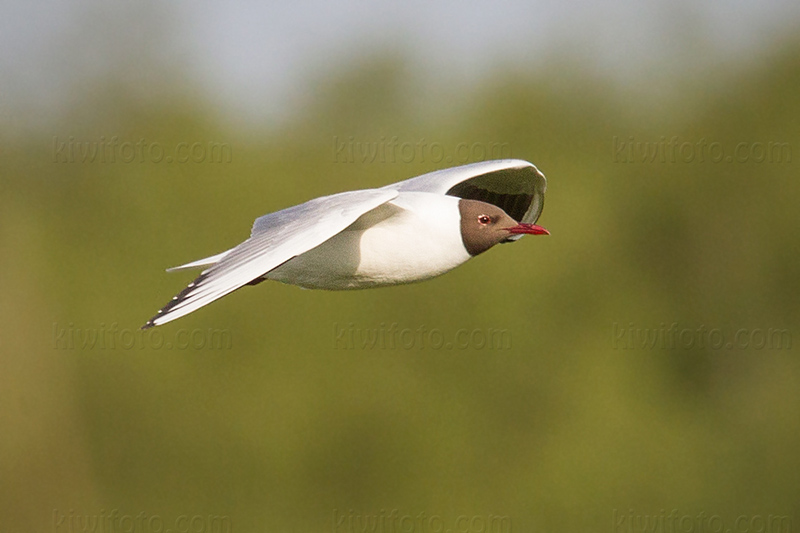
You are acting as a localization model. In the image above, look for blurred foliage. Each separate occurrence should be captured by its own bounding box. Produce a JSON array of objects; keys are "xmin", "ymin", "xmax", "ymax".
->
[{"xmin": 1, "ymin": 27, "xmax": 799, "ymax": 533}]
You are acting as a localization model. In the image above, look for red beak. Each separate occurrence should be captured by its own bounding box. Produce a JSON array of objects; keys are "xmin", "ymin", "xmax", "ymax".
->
[{"xmin": 506, "ymin": 223, "xmax": 550, "ymax": 235}]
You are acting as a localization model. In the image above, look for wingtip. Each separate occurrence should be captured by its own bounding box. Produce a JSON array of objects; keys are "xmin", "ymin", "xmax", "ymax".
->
[
  {"xmin": 141, "ymin": 315, "xmax": 159, "ymax": 330},
  {"xmin": 142, "ymin": 306, "xmax": 170, "ymax": 330}
]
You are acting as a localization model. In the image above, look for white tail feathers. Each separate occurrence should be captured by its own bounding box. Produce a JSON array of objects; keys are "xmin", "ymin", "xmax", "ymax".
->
[{"xmin": 165, "ymin": 250, "xmax": 231, "ymax": 272}]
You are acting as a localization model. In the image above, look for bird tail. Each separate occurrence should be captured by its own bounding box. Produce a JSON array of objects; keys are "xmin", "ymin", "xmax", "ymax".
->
[{"xmin": 165, "ymin": 250, "xmax": 231, "ymax": 272}]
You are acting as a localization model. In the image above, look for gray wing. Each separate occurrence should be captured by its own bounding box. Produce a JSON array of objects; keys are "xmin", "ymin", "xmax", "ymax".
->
[
  {"xmin": 143, "ymin": 188, "xmax": 399, "ymax": 328},
  {"xmin": 383, "ymin": 159, "xmax": 546, "ymax": 226}
]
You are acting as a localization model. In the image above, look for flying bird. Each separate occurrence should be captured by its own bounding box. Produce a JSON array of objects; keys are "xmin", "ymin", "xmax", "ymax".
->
[{"xmin": 143, "ymin": 159, "xmax": 548, "ymax": 329}]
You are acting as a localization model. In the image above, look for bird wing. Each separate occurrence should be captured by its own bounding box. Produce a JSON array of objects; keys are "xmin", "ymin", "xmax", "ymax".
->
[
  {"xmin": 143, "ymin": 188, "xmax": 399, "ymax": 328},
  {"xmin": 383, "ymin": 159, "xmax": 546, "ymax": 229}
]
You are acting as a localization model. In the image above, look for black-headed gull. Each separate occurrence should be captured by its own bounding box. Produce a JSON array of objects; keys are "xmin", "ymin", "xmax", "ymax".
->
[{"xmin": 143, "ymin": 159, "xmax": 548, "ymax": 328}]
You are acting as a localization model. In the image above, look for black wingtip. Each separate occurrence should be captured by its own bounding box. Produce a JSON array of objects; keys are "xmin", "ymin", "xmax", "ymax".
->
[
  {"xmin": 141, "ymin": 307, "xmax": 166, "ymax": 330},
  {"xmin": 141, "ymin": 270, "xmax": 210, "ymax": 331}
]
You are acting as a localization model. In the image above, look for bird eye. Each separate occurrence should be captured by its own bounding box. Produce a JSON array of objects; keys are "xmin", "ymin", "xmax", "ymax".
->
[{"xmin": 478, "ymin": 215, "xmax": 492, "ymax": 225}]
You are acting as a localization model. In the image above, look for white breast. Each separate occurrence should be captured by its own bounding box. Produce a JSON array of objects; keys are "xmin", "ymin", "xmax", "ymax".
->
[{"xmin": 266, "ymin": 193, "xmax": 471, "ymax": 289}]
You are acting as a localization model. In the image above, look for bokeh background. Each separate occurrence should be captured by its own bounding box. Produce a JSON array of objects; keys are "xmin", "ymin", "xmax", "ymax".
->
[{"xmin": 2, "ymin": 1, "xmax": 799, "ymax": 532}]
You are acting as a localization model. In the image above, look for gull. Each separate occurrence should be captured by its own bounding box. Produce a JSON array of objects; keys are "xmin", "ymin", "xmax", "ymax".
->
[{"xmin": 142, "ymin": 159, "xmax": 548, "ymax": 328}]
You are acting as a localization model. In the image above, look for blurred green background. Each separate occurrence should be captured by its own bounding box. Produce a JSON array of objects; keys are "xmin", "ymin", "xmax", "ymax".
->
[{"xmin": 1, "ymin": 2, "xmax": 799, "ymax": 532}]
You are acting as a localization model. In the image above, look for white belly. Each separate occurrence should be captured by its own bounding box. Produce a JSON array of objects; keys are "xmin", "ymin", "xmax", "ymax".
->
[{"xmin": 266, "ymin": 194, "xmax": 471, "ymax": 289}]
